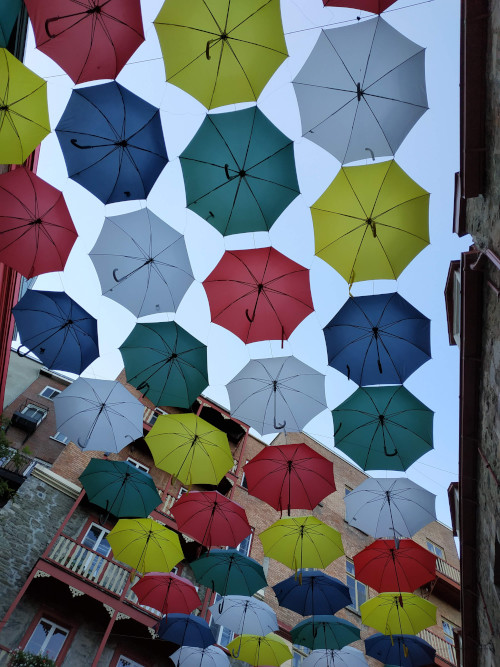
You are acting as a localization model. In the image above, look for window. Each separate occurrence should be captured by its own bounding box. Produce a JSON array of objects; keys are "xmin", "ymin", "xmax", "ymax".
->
[
  {"xmin": 426, "ymin": 540, "xmax": 445, "ymax": 559},
  {"xmin": 442, "ymin": 619, "xmax": 458, "ymax": 662},
  {"xmin": 51, "ymin": 431, "xmax": 69, "ymax": 444},
  {"xmin": 21, "ymin": 404, "xmax": 47, "ymax": 424},
  {"xmin": 292, "ymin": 645, "xmax": 311, "ymax": 667},
  {"xmin": 235, "ymin": 532, "xmax": 252, "ymax": 556},
  {"xmin": 240, "ymin": 460, "xmax": 249, "ymax": 489},
  {"xmin": 24, "ymin": 618, "xmax": 69, "ymax": 660},
  {"xmin": 74, "ymin": 523, "xmax": 111, "ymax": 577},
  {"xmin": 39, "ymin": 386, "xmax": 61, "ymax": 400},
  {"xmin": 127, "ymin": 457, "xmax": 150, "ymax": 473},
  {"xmin": 118, "ymin": 657, "xmax": 145, "ymax": 667},
  {"xmin": 147, "ymin": 408, "xmax": 167, "ymax": 426},
  {"xmin": 346, "ymin": 559, "xmax": 367, "ymax": 612},
  {"xmin": 178, "ymin": 486, "xmax": 188, "ymax": 498},
  {"xmin": 209, "ymin": 593, "xmax": 234, "ymax": 647}
]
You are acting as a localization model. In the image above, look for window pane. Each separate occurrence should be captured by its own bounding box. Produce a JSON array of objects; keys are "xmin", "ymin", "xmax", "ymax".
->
[
  {"xmin": 219, "ymin": 625, "xmax": 233, "ymax": 647},
  {"xmin": 25, "ymin": 620, "xmax": 52, "ymax": 656},
  {"xmin": 356, "ymin": 580, "xmax": 367, "ymax": 607},
  {"xmin": 346, "ymin": 560, "xmax": 355, "ymax": 576},
  {"xmin": 236, "ymin": 533, "xmax": 251, "ymax": 556},
  {"xmin": 45, "ymin": 627, "xmax": 68, "ymax": 660},
  {"xmin": 346, "ymin": 575, "xmax": 356, "ymax": 609},
  {"xmin": 25, "ymin": 620, "xmax": 68, "ymax": 660}
]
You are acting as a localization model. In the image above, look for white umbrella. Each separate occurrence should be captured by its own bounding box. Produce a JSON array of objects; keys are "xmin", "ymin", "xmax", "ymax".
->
[
  {"xmin": 303, "ymin": 647, "xmax": 368, "ymax": 667},
  {"xmin": 208, "ymin": 595, "xmax": 278, "ymax": 636},
  {"xmin": 171, "ymin": 646, "xmax": 230, "ymax": 667}
]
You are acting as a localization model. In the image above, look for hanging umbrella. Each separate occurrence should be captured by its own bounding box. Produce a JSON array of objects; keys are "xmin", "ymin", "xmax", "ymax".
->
[
  {"xmin": 158, "ymin": 614, "xmax": 214, "ymax": 649},
  {"xmin": 12, "ymin": 290, "xmax": 99, "ymax": 374},
  {"xmin": 227, "ymin": 356, "xmax": 327, "ymax": 436},
  {"xmin": 54, "ymin": 378, "xmax": 144, "ymax": 452},
  {"xmin": 259, "ymin": 516, "xmax": 344, "ymax": 571},
  {"xmin": 208, "ymin": 595, "xmax": 278, "ymax": 636},
  {"xmin": 273, "ymin": 570, "xmax": 352, "ymax": 616},
  {"xmin": 292, "ymin": 17, "xmax": 427, "ymax": 164},
  {"xmin": 203, "ymin": 247, "xmax": 314, "ymax": 344},
  {"xmin": 303, "ymin": 647, "xmax": 368, "ymax": 667},
  {"xmin": 55, "ymin": 81, "xmax": 168, "ymax": 204},
  {"xmin": 171, "ymin": 491, "xmax": 251, "ymax": 548},
  {"xmin": 180, "ymin": 106, "xmax": 299, "ymax": 236},
  {"xmin": 107, "ymin": 517, "xmax": 184, "ymax": 574},
  {"xmin": 191, "ymin": 549, "xmax": 267, "ymax": 598},
  {"xmin": 0, "ymin": 48, "xmax": 50, "ymax": 165},
  {"xmin": 243, "ymin": 442, "xmax": 336, "ymax": 515},
  {"xmin": 344, "ymin": 477, "xmax": 437, "ymax": 540},
  {"xmin": 171, "ymin": 646, "xmax": 230, "ymax": 667},
  {"xmin": 324, "ymin": 292, "xmax": 431, "ymax": 385},
  {"xmin": 145, "ymin": 414, "xmax": 233, "ymax": 486},
  {"xmin": 24, "ymin": 0, "xmax": 144, "ymax": 84},
  {"xmin": 89, "ymin": 208, "xmax": 194, "ymax": 318},
  {"xmin": 131, "ymin": 572, "xmax": 201, "ymax": 616},
  {"xmin": 365, "ymin": 633, "xmax": 436, "ymax": 667},
  {"xmin": 323, "ymin": 0, "xmax": 395, "ymax": 10},
  {"xmin": 154, "ymin": 0, "xmax": 288, "ymax": 109},
  {"xmin": 226, "ymin": 633, "xmax": 292, "ymax": 665},
  {"xmin": 360, "ymin": 593, "xmax": 437, "ymax": 635},
  {"xmin": 291, "ymin": 616, "xmax": 360, "ymax": 651},
  {"xmin": 0, "ymin": 167, "xmax": 77, "ymax": 279},
  {"xmin": 312, "ymin": 161, "xmax": 429, "ymax": 285},
  {"xmin": 353, "ymin": 539, "xmax": 437, "ymax": 593},
  {"xmin": 332, "ymin": 386, "xmax": 434, "ymax": 471},
  {"xmin": 0, "ymin": 0, "xmax": 21, "ymax": 47},
  {"xmin": 119, "ymin": 322, "xmax": 208, "ymax": 409}
]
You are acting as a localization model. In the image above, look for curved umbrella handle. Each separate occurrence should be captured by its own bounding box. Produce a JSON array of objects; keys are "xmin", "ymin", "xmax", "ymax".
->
[
  {"xmin": 45, "ymin": 17, "xmax": 58, "ymax": 38},
  {"xmin": 206, "ymin": 40, "xmax": 212, "ymax": 60},
  {"xmin": 218, "ymin": 599, "xmax": 225, "ymax": 614},
  {"xmin": 136, "ymin": 381, "xmax": 150, "ymax": 397},
  {"xmin": 113, "ymin": 268, "xmax": 123, "ymax": 283},
  {"xmin": 231, "ymin": 637, "xmax": 242, "ymax": 659},
  {"xmin": 245, "ymin": 308, "xmax": 254, "ymax": 323},
  {"xmin": 274, "ymin": 417, "xmax": 286, "ymax": 430},
  {"xmin": 383, "ymin": 442, "xmax": 398, "ymax": 458},
  {"xmin": 16, "ymin": 345, "xmax": 31, "ymax": 358},
  {"xmin": 365, "ymin": 147, "xmax": 375, "ymax": 161},
  {"xmin": 224, "ymin": 164, "xmax": 231, "ymax": 180},
  {"xmin": 70, "ymin": 138, "xmax": 94, "ymax": 150},
  {"xmin": 346, "ymin": 364, "xmax": 350, "ymax": 381}
]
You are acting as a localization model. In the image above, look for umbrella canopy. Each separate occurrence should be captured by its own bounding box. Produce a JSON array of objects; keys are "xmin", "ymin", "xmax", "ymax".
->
[
  {"xmin": 203, "ymin": 247, "xmax": 313, "ymax": 344},
  {"xmin": 226, "ymin": 633, "xmax": 292, "ymax": 666},
  {"xmin": 259, "ymin": 516, "xmax": 344, "ymax": 570},
  {"xmin": 0, "ymin": 167, "xmax": 77, "ymax": 279},
  {"xmin": 158, "ymin": 614, "xmax": 214, "ymax": 649},
  {"xmin": 145, "ymin": 414, "xmax": 233, "ymax": 486},
  {"xmin": 312, "ymin": 161, "xmax": 429, "ymax": 285},
  {"xmin": 171, "ymin": 646, "xmax": 230, "ymax": 667},
  {"xmin": 227, "ymin": 356, "xmax": 327, "ymax": 436},
  {"xmin": 55, "ymin": 81, "xmax": 168, "ymax": 204},
  {"xmin": 324, "ymin": 292, "xmax": 431, "ymax": 385},
  {"xmin": 243, "ymin": 442, "xmax": 336, "ymax": 514},
  {"xmin": 344, "ymin": 477, "xmax": 437, "ymax": 540},
  {"xmin": 293, "ymin": 17, "xmax": 427, "ymax": 164},
  {"xmin": 12, "ymin": 290, "xmax": 99, "ymax": 374},
  {"xmin": 365, "ymin": 633, "xmax": 436, "ymax": 667},
  {"xmin": 332, "ymin": 386, "xmax": 434, "ymax": 471},
  {"xmin": 131, "ymin": 571, "xmax": 201, "ymax": 616},
  {"xmin": 360, "ymin": 593, "xmax": 437, "ymax": 635},
  {"xmin": 171, "ymin": 491, "xmax": 251, "ymax": 548},
  {"xmin": 302, "ymin": 647, "xmax": 368, "ymax": 667},
  {"xmin": 180, "ymin": 106, "xmax": 299, "ymax": 236},
  {"xmin": 0, "ymin": 48, "xmax": 50, "ymax": 165},
  {"xmin": 90, "ymin": 208, "xmax": 194, "ymax": 318},
  {"xmin": 191, "ymin": 549, "xmax": 267, "ymax": 597},
  {"xmin": 154, "ymin": 0, "xmax": 288, "ymax": 109},
  {"xmin": 0, "ymin": 0, "xmax": 21, "ymax": 47},
  {"xmin": 54, "ymin": 378, "xmax": 144, "ymax": 452},
  {"xmin": 353, "ymin": 539, "xmax": 437, "ymax": 593},
  {"xmin": 291, "ymin": 616, "xmax": 360, "ymax": 651},
  {"xmin": 323, "ymin": 0, "xmax": 395, "ymax": 11},
  {"xmin": 208, "ymin": 595, "xmax": 278, "ymax": 636},
  {"xmin": 119, "ymin": 322, "xmax": 208, "ymax": 409},
  {"xmin": 79, "ymin": 459, "xmax": 161, "ymax": 518},
  {"xmin": 24, "ymin": 0, "xmax": 144, "ymax": 84},
  {"xmin": 273, "ymin": 570, "xmax": 352, "ymax": 616}
]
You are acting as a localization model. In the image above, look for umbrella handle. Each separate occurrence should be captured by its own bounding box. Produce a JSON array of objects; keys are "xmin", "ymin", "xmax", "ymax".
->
[
  {"xmin": 245, "ymin": 308, "xmax": 255, "ymax": 323},
  {"xmin": 333, "ymin": 422, "xmax": 342, "ymax": 437},
  {"xmin": 365, "ymin": 147, "xmax": 375, "ymax": 161},
  {"xmin": 224, "ymin": 164, "xmax": 231, "ymax": 180},
  {"xmin": 16, "ymin": 346, "xmax": 31, "ymax": 358},
  {"xmin": 218, "ymin": 599, "xmax": 225, "ymax": 614},
  {"xmin": 346, "ymin": 364, "xmax": 350, "ymax": 381},
  {"xmin": 206, "ymin": 40, "xmax": 213, "ymax": 60},
  {"xmin": 274, "ymin": 418, "xmax": 286, "ymax": 430},
  {"xmin": 383, "ymin": 442, "xmax": 398, "ymax": 458},
  {"xmin": 136, "ymin": 381, "xmax": 150, "ymax": 398},
  {"xmin": 113, "ymin": 268, "xmax": 123, "ymax": 283},
  {"xmin": 76, "ymin": 437, "xmax": 88, "ymax": 449}
]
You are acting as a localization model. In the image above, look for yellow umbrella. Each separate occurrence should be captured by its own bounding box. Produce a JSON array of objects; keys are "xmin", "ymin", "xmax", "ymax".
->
[
  {"xmin": 360, "ymin": 592, "xmax": 437, "ymax": 635},
  {"xmin": 0, "ymin": 48, "xmax": 50, "ymax": 164},
  {"xmin": 227, "ymin": 633, "xmax": 292, "ymax": 665}
]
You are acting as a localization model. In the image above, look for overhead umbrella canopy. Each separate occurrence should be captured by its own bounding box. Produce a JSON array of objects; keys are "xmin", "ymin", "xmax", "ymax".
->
[
  {"xmin": 291, "ymin": 616, "xmax": 360, "ymax": 651},
  {"xmin": 0, "ymin": 0, "xmax": 21, "ymax": 47},
  {"xmin": 191, "ymin": 549, "xmax": 267, "ymax": 598},
  {"xmin": 323, "ymin": 0, "xmax": 396, "ymax": 11},
  {"xmin": 131, "ymin": 571, "xmax": 201, "ymax": 616},
  {"xmin": 180, "ymin": 106, "xmax": 299, "ymax": 236},
  {"xmin": 364, "ymin": 633, "xmax": 436, "ymax": 667},
  {"xmin": 55, "ymin": 81, "xmax": 168, "ymax": 204},
  {"xmin": 273, "ymin": 570, "xmax": 352, "ymax": 616},
  {"xmin": 302, "ymin": 647, "xmax": 369, "ymax": 667},
  {"xmin": 203, "ymin": 247, "xmax": 314, "ymax": 344},
  {"xmin": 158, "ymin": 614, "xmax": 214, "ymax": 649},
  {"xmin": 208, "ymin": 595, "xmax": 278, "ymax": 636},
  {"xmin": 171, "ymin": 646, "xmax": 230, "ymax": 667},
  {"xmin": 293, "ymin": 17, "xmax": 427, "ymax": 164},
  {"xmin": 360, "ymin": 592, "xmax": 437, "ymax": 635},
  {"xmin": 154, "ymin": 0, "xmax": 288, "ymax": 109},
  {"xmin": 226, "ymin": 633, "xmax": 292, "ymax": 666}
]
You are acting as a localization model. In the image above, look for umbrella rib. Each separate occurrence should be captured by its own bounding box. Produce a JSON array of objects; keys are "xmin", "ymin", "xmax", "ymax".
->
[
  {"xmin": 225, "ymin": 35, "xmax": 288, "ymax": 56},
  {"xmin": 364, "ymin": 50, "xmax": 427, "ymax": 100},
  {"xmin": 242, "ymin": 171, "xmax": 300, "ymax": 194}
]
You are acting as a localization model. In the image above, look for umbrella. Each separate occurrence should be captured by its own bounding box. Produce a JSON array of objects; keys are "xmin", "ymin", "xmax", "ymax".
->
[
  {"xmin": 292, "ymin": 17, "xmax": 428, "ymax": 164},
  {"xmin": 353, "ymin": 539, "xmax": 437, "ymax": 593},
  {"xmin": 180, "ymin": 106, "xmax": 300, "ymax": 236},
  {"xmin": 158, "ymin": 614, "xmax": 214, "ymax": 649},
  {"xmin": 89, "ymin": 208, "xmax": 194, "ymax": 318},
  {"xmin": 259, "ymin": 516, "xmax": 344, "ymax": 570},
  {"xmin": 273, "ymin": 570, "xmax": 352, "ymax": 616},
  {"xmin": 226, "ymin": 633, "xmax": 292, "ymax": 665},
  {"xmin": 171, "ymin": 646, "xmax": 230, "ymax": 667},
  {"xmin": 191, "ymin": 549, "xmax": 267, "ymax": 598},
  {"xmin": 291, "ymin": 616, "xmax": 360, "ymax": 651},
  {"xmin": 131, "ymin": 572, "xmax": 201, "ymax": 616},
  {"xmin": 208, "ymin": 595, "xmax": 278, "ymax": 636},
  {"xmin": 79, "ymin": 459, "xmax": 161, "ymax": 518},
  {"xmin": 344, "ymin": 477, "xmax": 437, "ymax": 540},
  {"xmin": 243, "ymin": 442, "xmax": 336, "ymax": 514},
  {"xmin": 0, "ymin": 167, "xmax": 77, "ymax": 279},
  {"xmin": 54, "ymin": 378, "xmax": 144, "ymax": 452},
  {"xmin": 12, "ymin": 290, "xmax": 99, "ymax": 374},
  {"xmin": 302, "ymin": 647, "xmax": 368, "ymax": 667},
  {"xmin": 324, "ymin": 292, "xmax": 431, "ymax": 385},
  {"xmin": 0, "ymin": 0, "xmax": 21, "ymax": 47},
  {"xmin": 145, "ymin": 414, "xmax": 233, "ymax": 486},
  {"xmin": 332, "ymin": 386, "xmax": 434, "ymax": 471},
  {"xmin": 360, "ymin": 593, "xmax": 437, "ymax": 635},
  {"xmin": 171, "ymin": 491, "xmax": 251, "ymax": 548},
  {"xmin": 203, "ymin": 247, "xmax": 314, "ymax": 344},
  {"xmin": 24, "ymin": 0, "xmax": 144, "ymax": 84},
  {"xmin": 365, "ymin": 633, "xmax": 436, "ymax": 667},
  {"xmin": 312, "ymin": 161, "xmax": 429, "ymax": 285},
  {"xmin": 154, "ymin": 0, "xmax": 288, "ymax": 109},
  {"xmin": 55, "ymin": 81, "xmax": 168, "ymax": 204},
  {"xmin": 119, "ymin": 322, "xmax": 208, "ymax": 409},
  {"xmin": 0, "ymin": 48, "xmax": 50, "ymax": 165},
  {"xmin": 107, "ymin": 517, "xmax": 184, "ymax": 574},
  {"xmin": 227, "ymin": 356, "xmax": 327, "ymax": 435},
  {"xmin": 323, "ymin": 0, "xmax": 396, "ymax": 13}
]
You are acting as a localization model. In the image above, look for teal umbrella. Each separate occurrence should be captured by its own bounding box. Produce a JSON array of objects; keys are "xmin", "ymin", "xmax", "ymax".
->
[
  {"xmin": 180, "ymin": 106, "xmax": 300, "ymax": 236},
  {"xmin": 119, "ymin": 321, "xmax": 208, "ymax": 408},
  {"xmin": 0, "ymin": 0, "xmax": 21, "ymax": 47},
  {"xmin": 332, "ymin": 386, "xmax": 433, "ymax": 471},
  {"xmin": 291, "ymin": 616, "xmax": 360, "ymax": 650},
  {"xmin": 191, "ymin": 549, "xmax": 267, "ymax": 598}
]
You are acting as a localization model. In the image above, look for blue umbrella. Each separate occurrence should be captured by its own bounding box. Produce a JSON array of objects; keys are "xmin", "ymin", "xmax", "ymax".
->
[
  {"xmin": 323, "ymin": 292, "xmax": 430, "ymax": 386},
  {"xmin": 55, "ymin": 81, "xmax": 168, "ymax": 204},
  {"xmin": 364, "ymin": 634, "xmax": 436, "ymax": 667},
  {"xmin": 12, "ymin": 290, "xmax": 99, "ymax": 374},
  {"xmin": 273, "ymin": 570, "xmax": 352, "ymax": 616},
  {"xmin": 158, "ymin": 614, "xmax": 214, "ymax": 648}
]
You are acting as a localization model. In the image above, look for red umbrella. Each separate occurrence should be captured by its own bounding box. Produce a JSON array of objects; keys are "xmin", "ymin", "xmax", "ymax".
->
[
  {"xmin": 171, "ymin": 491, "xmax": 251, "ymax": 548},
  {"xmin": 202, "ymin": 247, "xmax": 314, "ymax": 344},
  {"xmin": 323, "ymin": 0, "xmax": 396, "ymax": 13},
  {"xmin": 24, "ymin": 0, "xmax": 145, "ymax": 84},
  {"xmin": 131, "ymin": 572, "xmax": 201, "ymax": 616},
  {"xmin": 353, "ymin": 539, "xmax": 437, "ymax": 593},
  {"xmin": 0, "ymin": 168, "xmax": 77, "ymax": 278},
  {"xmin": 243, "ymin": 442, "xmax": 336, "ymax": 515}
]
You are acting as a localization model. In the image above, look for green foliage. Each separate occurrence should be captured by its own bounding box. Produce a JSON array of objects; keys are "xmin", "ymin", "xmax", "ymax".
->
[
  {"xmin": 0, "ymin": 478, "xmax": 14, "ymax": 500},
  {"xmin": 8, "ymin": 649, "xmax": 56, "ymax": 666}
]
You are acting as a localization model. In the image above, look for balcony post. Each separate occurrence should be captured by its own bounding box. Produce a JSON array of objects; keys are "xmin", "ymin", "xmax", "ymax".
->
[
  {"xmin": 91, "ymin": 608, "xmax": 118, "ymax": 667},
  {"xmin": 42, "ymin": 489, "xmax": 86, "ymax": 559}
]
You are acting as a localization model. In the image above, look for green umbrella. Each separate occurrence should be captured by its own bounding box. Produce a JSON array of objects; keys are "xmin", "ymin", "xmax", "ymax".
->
[
  {"xmin": 0, "ymin": 0, "xmax": 21, "ymax": 47},
  {"xmin": 291, "ymin": 616, "xmax": 360, "ymax": 650},
  {"xmin": 332, "ymin": 386, "xmax": 433, "ymax": 471},
  {"xmin": 191, "ymin": 549, "xmax": 267, "ymax": 598}
]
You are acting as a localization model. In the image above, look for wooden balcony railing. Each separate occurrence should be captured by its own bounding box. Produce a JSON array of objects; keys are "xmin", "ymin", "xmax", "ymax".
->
[
  {"xmin": 436, "ymin": 558, "xmax": 460, "ymax": 585},
  {"xmin": 419, "ymin": 628, "xmax": 457, "ymax": 665},
  {"xmin": 157, "ymin": 493, "xmax": 177, "ymax": 517}
]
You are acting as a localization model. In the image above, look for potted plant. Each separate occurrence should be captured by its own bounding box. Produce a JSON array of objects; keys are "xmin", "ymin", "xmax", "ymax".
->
[{"xmin": 8, "ymin": 648, "xmax": 56, "ymax": 666}]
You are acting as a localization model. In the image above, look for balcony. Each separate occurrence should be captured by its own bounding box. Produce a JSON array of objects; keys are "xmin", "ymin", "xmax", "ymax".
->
[
  {"xmin": 433, "ymin": 558, "xmax": 460, "ymax": 607},
  {"xmin": 419, "ymin": 628, "xmax": 457, "ymax": 666}
]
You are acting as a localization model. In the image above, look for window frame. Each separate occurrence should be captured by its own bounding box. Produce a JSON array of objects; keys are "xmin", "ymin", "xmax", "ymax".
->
[
  {"xmin": 50, "ymin": 431, "xmax": 69, "ymax": 444},
  {"xmin": 39, "ymin": 386, "xmax": 61, "ymax": 400},
  {"xmin": 21, "ymin": 403, "xmax": 47, "ymax": 424},
  {"xmin": 345, "ymin": 557, "xmax": 368, "ymax": 613},
  {"xmin": 126, "ymin": 457, "xmax": 150, "ymax": 473},
  {"xmin": 426, "ymin": 539, "xmax": 445, "ymax": 559},
  {"xmin": 442, "ymin": 618, "xmax": 458, "ymax": 663},
  {"xmin": 292, "ymin": 644, "xmax": 311, "ymax": 667},
  {"xmin": 147, "ymin": 408, "xmax": 167, "ymax": 426},
  {"xmin": 109, "ymin": 648, "xmax": 151, "ymax": 667},
  {"xmin": 20, "ymin": 610, "xmax": 75, "ymax": 666}
]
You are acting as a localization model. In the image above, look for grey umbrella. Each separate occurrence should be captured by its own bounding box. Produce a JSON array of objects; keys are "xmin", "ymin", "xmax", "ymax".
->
[
  {"xmin": 303, "ymin": 647, "xmax": 369, "ymax": 667},
  {"xmin": 292, "ymin": 17, "xmax": 428, "ymax": 165}
]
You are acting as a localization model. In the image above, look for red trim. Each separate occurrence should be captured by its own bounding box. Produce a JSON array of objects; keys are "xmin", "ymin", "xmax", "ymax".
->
[{"xmin": 19, "ymin": 607, "xmax": 76, "ymax": 667}]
